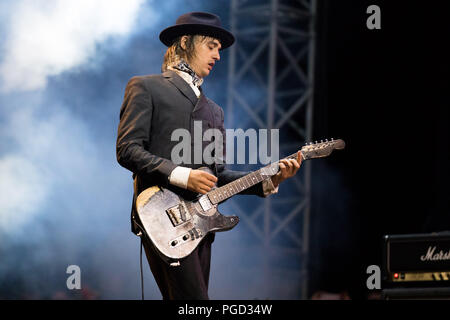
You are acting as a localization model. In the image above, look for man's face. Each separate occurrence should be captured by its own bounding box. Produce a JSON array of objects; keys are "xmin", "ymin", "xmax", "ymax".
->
[{"xmin": 185, "ymin": 36, "xmax": 221, "ymax": 78}]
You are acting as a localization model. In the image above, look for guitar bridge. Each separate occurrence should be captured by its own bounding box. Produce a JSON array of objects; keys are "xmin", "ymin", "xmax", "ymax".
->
[{"xmin": 166, "ymin": 202, "xmax": 191, "ymax": 227}]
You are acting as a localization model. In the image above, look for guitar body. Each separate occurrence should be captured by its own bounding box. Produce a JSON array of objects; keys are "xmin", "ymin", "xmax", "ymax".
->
[{"xmin": 136, "ymin": 167, "xmax": 239, "ymax": 263}]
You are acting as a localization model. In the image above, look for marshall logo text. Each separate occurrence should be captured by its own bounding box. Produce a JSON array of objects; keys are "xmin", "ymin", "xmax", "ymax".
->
[{"xmin": 420, "ymin": 246, "xmax": 450, "ymax": 262}]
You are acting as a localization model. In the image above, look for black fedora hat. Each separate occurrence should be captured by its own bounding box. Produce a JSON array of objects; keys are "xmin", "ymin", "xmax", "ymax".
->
[{"xmin": 159, "ymin": 12, "xmax": 235, "ymax": 49}]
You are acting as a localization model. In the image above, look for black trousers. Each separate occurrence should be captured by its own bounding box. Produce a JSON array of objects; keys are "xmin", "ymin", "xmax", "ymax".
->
[{"xmin": 142, "ymin": 233, "xmax": 215, "ymax": 300}]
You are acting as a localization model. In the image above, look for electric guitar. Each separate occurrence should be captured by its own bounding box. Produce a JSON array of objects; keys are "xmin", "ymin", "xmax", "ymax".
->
[{"xmin": 136, "ymin": 138, "xmax": 345, "ymax": 265}]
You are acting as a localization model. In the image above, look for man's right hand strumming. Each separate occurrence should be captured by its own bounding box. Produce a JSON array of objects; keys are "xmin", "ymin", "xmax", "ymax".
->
[{"xmin": 187, "ymin": 169, "xmax": 218, "ymax": 194}]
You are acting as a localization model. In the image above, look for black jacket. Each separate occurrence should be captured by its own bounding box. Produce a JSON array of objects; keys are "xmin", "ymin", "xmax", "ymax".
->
[{"xmin": 116, "ymin": 70, "xmax": 265, "ymax": 234}]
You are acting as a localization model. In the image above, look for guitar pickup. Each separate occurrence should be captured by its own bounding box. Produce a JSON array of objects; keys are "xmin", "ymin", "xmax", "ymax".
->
[
  {"xmin": 199, "ymin": 195, "xmax": 212, "ymax": 211},
  {"xmin": 166, "ymin": 202, "xmax": 191, "ymax": 227}
]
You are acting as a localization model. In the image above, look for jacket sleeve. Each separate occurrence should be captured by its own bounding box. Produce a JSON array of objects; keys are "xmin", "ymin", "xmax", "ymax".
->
[
  {"xmin": 214, "ymin": 107, "xmax": 266, "ymax": 198},
  {"xmin": 116, "ymin": 76, "xmax": 177, "ymax": 185}
]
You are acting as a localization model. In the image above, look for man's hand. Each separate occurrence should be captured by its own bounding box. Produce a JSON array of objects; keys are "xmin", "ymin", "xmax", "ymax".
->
[
  {"xmin": 271, "ymin": 151, "xmax": 303, "ymax": 188},
  {"xmin": 187, "ymin": 169, "xmax": 218, "ymax": 194}
]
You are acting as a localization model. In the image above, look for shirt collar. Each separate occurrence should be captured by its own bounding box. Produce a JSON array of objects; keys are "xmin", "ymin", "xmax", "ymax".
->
[{"xmin": 169, "ymin": 59, "xmax": 204, "ymax": 87}]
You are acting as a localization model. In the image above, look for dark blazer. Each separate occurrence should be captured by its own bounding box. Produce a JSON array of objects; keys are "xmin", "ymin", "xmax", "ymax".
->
[{"xmin": 116, "ymin": 70, "xmax": 265, "ymax": 234}]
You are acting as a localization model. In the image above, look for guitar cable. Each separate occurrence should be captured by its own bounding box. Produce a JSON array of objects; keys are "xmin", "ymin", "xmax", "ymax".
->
[
  {"xmin": 135, "ymin": 222, "xmax": 147, "ymax": 301},
  {"xmin": 133, "ymin": 176, "xmax": 146, "ymax": 300},
  {"xmin": 140, "ymin": 236, "xmax": 144, "ymax": 300},
  {"xmin": 135, "ymin": 218, "xmax": 148, "ymax": 301}
]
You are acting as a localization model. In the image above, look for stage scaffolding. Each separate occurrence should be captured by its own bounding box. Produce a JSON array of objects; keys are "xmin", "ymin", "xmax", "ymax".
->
[{"xmin": 226, "ymin": 0, "xmax": 317, "ymax": 299}]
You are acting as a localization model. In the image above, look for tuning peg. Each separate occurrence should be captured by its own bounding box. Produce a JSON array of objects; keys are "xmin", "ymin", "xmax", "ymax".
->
[
  {"xmin": 320, "ymin": 139, "xmax": 323, "ymax": 143},
  {"xmin": 325, "ymin": 139, "xmax": 328, "ymax": 142},
  {"xmin": 331, "ymin": 138, "xmax": 334, "ymax": 141}
]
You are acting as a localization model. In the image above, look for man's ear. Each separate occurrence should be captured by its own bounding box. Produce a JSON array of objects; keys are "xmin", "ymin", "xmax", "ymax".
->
[{"xmin": 180, "ymin": 35, "xmax": 188, "ymax": 50}]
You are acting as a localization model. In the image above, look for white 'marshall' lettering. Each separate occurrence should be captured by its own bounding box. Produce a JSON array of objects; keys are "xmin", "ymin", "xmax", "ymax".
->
[{"xmin": 420, "ymin": 246, "xmax": 450, "ymax": 261}]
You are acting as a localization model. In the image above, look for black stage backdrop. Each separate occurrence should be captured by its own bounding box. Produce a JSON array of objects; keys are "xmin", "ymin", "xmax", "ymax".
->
[{"xmin": 309, "ymin": 0, "xmax": 450, "ymax": 299}]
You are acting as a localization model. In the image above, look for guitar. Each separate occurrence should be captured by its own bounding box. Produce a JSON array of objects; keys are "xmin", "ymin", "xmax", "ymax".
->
[{"xmin": 136, "ymin": 138, "xmax": 345, "ymax": 265}]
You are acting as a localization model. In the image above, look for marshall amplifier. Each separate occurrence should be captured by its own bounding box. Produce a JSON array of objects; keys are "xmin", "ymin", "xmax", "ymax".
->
[{"xmin": 382, "ymin": 231, "xmax": 450, "ymax": 287}]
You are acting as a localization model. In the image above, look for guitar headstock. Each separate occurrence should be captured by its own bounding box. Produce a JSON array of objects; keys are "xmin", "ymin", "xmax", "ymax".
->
[{"xmin": 300, "ymin": 138, "xmax": 345, "ymax": 160}]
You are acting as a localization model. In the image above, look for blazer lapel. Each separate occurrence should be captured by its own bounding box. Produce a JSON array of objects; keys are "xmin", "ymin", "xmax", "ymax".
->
[
  {"xmin": 193, "ymin": 93, "xmax": 207, "ymax": 113},
  {"xmin": 163, "ymin": 70, "xmax": 198, "ymax": 106}
]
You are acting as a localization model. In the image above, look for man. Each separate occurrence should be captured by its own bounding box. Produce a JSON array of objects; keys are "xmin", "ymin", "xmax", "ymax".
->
[{"xmin": 116, "ymin": 11, "xmax": 302, "ymax": 300}]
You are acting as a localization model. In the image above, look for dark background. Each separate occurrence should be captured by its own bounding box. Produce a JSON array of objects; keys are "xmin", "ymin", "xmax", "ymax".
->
[{"xmin": 310, "ymin": 0, "xmax": 450, "ymax": 298}]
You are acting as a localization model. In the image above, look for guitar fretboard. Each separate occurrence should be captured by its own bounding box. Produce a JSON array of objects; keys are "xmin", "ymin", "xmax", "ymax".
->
[
  {"xmin": 207, "ymin": 169, "xmax": 266, "ymax": 204},
  {"xmin": 207, "ymin": 152, "xmax": 300, "ymax": 205},
  {"xmin": 205, "ymin": 138, "xmax": 344, "ymax": 205}
]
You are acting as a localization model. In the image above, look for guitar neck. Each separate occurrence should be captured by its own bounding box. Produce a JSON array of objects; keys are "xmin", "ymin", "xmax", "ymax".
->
[
  {"xmin": 206, "ymin": 138, "xmax": 345, "ymax": 204},
  {"xmin": 207, "ymin": 169, "xmax": 266, "ymax": 205},
  {"xmin": 207, "ymin": 151, "xmax": 301, "ymax": 205}
]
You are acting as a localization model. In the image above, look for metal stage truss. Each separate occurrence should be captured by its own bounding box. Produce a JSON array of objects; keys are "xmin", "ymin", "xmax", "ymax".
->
[{"xmin": 226, "ymin": 0, "xmax": 316, "ymax": 299}]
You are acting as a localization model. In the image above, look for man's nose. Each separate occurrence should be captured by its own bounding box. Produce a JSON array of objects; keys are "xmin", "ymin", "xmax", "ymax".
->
[{"xmin": 213, "ymin": 50, "xmax": 220, "ymax": 61}]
